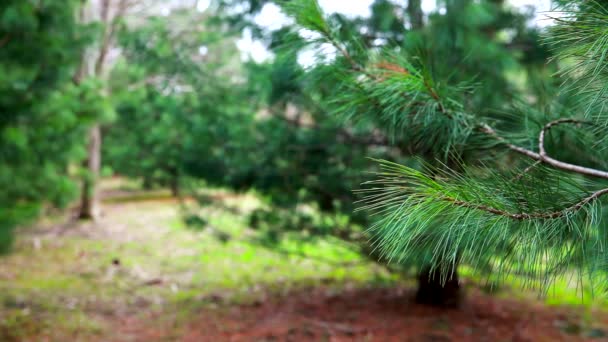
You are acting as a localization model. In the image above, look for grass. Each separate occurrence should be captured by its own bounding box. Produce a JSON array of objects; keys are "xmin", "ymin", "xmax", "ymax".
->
[
  {"xmin": 1, "ymin": 178, "xmax": 608, "ymax": 340},
  {"xmin": 0, "ymin": 180, "xmax": 389, "ymax": 340}
]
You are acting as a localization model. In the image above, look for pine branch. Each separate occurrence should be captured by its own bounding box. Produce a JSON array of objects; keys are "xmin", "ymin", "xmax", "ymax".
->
[
  {"xmin": 327, "ymin": 36, "xmax": 363, "ymax": 72},
  {"xmin": 360, "ymin": 160, "xmax": 608, "ymax": 222},
  {"xmin": 480, "ymin": 123, "xmax": 608, "ymax": 180},
  {"xmin": 282, "ymin": 0, "xmax": 449, "ymax": 118},
  {"xmin": 538, "ymin": 118, "xmax": 593, "ymax": 157},
  {"xmin": 511, "ymin": 160, "xmax": 541, "ymax": 182},
  {"xmin": 445, "ymin": 187, "xmax": 608, "ymax": 221}
]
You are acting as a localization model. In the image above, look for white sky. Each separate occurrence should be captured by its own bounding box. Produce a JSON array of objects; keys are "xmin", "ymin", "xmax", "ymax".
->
[{"xmin": 224, "ymin": 0, "xmax": 554, "ymax": 63}]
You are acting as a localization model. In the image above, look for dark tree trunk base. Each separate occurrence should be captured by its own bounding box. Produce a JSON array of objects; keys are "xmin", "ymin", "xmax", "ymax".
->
[
  {"xmin": 142, "ymin": 177, "xmax": 154, "ymax": 190},
  {"xmin": 170, "ymin": 183, "xmax": 180, "ymax": 198},
  {"xmin": 416, "ymin": 267, "xmax": 461, "ymax": 308}
]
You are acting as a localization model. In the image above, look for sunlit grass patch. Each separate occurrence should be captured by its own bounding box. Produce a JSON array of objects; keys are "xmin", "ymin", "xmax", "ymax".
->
[
  {"xmin": 0, "ymin": 183, "xmax": 394, "ymax": 339},
  {"xmin": 460, "ymin": 265, "xmax": 608, "ymax": 310}
]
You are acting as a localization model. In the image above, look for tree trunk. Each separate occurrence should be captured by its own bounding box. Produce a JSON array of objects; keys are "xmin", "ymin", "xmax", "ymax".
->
[
  {"xmin": 415, "ymin": 265, "xmax": 461, "ymax": 307},
  {"xmin": 169, "ymin": 167, "xmax": 180, "ymax": 198},
  {"xmin": 79, "ymin": 125, "xmax": 102, "ymax": 220},
  {"xmin": 170, "ymin": 176, "xmax": 180, "ymax": 198},
  {"xmin": 75, "ymin": 0, "xmax": 120, "ymax": 220},
  {"xmin": 75, "ymin": 0, "xmax": 101, "ymax": 220},
  {"xmin": 407, "ymin": 0, "xmax": 424, "ymax": 29},
  {"xmin": 142, "ymin": 176, "xmax": 154, "ymax": 190}
]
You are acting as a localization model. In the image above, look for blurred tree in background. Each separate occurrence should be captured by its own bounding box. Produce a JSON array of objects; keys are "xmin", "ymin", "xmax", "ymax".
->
[
  {"xmin": 0, "ymin": 0, "xmax": 109, "ymax": 252},
  {"xmin": 104, "ymin": 8, "xmax": 256, "ymax": 195}
]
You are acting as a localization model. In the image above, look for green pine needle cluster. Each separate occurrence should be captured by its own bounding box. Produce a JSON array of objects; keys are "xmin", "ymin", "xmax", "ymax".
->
[
  {"xmin": 549, "ymin": 1, "xmax": 608, "ymax": 118},
  {"xmin": 358, "ymin": 160, "xmax": 608, "ymax": 289},
  {"xmin": 281, "ymin": 0, "xmax": 608, "ymax": 292}
]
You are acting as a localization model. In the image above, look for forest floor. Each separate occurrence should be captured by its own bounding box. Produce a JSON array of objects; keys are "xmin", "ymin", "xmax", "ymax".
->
[{"xmin": 1, "ymin": 178, "xmax": 608, "ymax": 341}]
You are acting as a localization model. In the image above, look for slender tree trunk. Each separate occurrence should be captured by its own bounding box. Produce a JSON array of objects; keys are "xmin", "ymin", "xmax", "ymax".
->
[
  {"xmin": 75, "ymin": 0, "xmax": 101, "ymax": 220},
  {"xmin": 416, "ymin": 265, "xmax": 461, "ymax": 307},
  {"xmin": 407, "ymin": 0, "xmax": 424, "ymax": 30},
  {"xmin": 76, "ymin": 0, "xmax": 121, "ymax": 220},
  {"xmin": 170, "ymin": 175, "xmax": 180, "ymax": 198},
  {"xmin": 79, "ymin": 125, "xmax": 102, "ymax": 219},
  {"xmin": 142, "ymin": 176, "xmax": 154, "ymax": 190},
  {"xmin": 168, "ymin": 167, "xmax": 180, "ymax": 197}
]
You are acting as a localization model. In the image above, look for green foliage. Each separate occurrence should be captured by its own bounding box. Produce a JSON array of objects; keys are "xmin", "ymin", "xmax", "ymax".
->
[
  {"xmin": 549, "ymin": 1, "xmax": 608, "ymax": 117},
  {"xmin": 279, "ymin": 0, "xmax": 608, "ymax": 293},
  {"xmin": 280, "ymin": 0, "xmax": 329, "ymax": 35},
  {"xmin": 0, "ymin": 0, "xmax": 105, "ymax": 252},
  {"xmin": 105, "ymin": 10, "xmax": 256, "ymax": 193},
  {"xmin": 359, "ymin": 160, "xmax": 608, "ymax": 286},
  {"xmin": 249, "ymin": 206, "xmax": 360, "ymax": 246}
]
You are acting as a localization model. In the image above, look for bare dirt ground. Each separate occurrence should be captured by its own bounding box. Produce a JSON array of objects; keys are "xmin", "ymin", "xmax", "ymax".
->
[
  {"xmin": 3, "ymin": 181, "xmax": 607, "ymax": 341},
  {"xmin": 108, "ymin": 285, "xmax": 606, "ymax": 342}
]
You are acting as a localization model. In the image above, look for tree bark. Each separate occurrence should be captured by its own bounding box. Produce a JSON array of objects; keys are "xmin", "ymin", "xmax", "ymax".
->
[
  {"xmin": 75, "ymin": 0, "xmax": 101, "ymax": 220},
  {"xmin": 416, "ymin": 265, "xmax": 461, "ymax": 307},
  {"xmin": 169, "ymin": 170, "xmax": 180, "ymax": 198},
  {"xmin": 407, "ymin": 0, "xmax": 424, "ymax": 30},
  {"xmin": 79, "ymin": 125, "xmax": 102, "ymax": 219},
  {"xmin": 76, "ymin": 0, "xmax": 122, "ymax": 220}
]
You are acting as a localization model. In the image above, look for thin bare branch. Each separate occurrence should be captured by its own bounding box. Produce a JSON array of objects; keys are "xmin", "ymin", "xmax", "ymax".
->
[
  {"xmin": 538, "ymin": 118, "xmax": 592, "ymax": 157},
  {"xmin": 480, "ymin": 124, "xmax": 542, "ymax": 159},
  {"xmin": 480, "ymin": 123, "xmax": 608, "ymax": 180},
  {"xmin": 511, "ymin": 160, "xmax": 542, "ymax": 182}
]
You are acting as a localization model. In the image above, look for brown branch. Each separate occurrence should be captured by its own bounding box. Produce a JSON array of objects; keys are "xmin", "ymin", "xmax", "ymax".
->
[
  {"xmin": 445, "ymin": 187, "xmax": 608, "ymax": 220},
  {"xmin": 480, "ymin": 123, "xmax": 608, "ymax": 180},
  {"xmin": 94, "ymin": 0, "xmax": 113, "ymax": 76},
  {"xmin": 0, "ymin": 34, "xmax": 10, "ymax": 48},
  {"xmin": 375, "ymin": 62, "xmax": 410, "ymax": 75},
  {"xmin": 479, "ymin": 124, "xmax": 542, "ymax": 159},
  {"xmin": 326, "ymin": 36, "xmax": 363, "ymax": 72},
  {"xmin": 538, "ymin": 118, "xmax": 593, "ymax": 157}
]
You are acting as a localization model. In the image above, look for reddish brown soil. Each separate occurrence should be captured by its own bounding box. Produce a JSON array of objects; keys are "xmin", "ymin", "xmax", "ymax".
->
[{"xmin": 116, "ymin": 286, "xmax": 607, "ymax": 342}]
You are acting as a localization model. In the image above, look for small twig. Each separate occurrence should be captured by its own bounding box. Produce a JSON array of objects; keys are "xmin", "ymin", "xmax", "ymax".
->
[
  {"xmin": 423, "ymin": 77, "xmax": 446, "ymax": 114},
  {"xmin": 326, "ymin": 36, "xmax": 363, "ymax": 72},
  {"xmin": 480, "ymin": 123, "xmax": 608, "ymax": 180},
  {"xmin": 538, "ymin": 118, "xmax": 592, "ymax": 158},
  {"xmin": 141, "ymin": 278, "xmax": 163, "ymax": 286},
  {"xmin": 511, "ymin": 160, "xmax": 542, "ymax": 182}
]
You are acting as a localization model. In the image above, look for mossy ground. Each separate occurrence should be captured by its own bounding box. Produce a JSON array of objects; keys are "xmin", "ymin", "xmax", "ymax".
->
[
  {"xmin": 0, "ymin": 178, "xmax": 607, "ymax": 341},
  {"xmin": 0, "ymin": 179, "xmax": 389, "ymax": 341}
]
